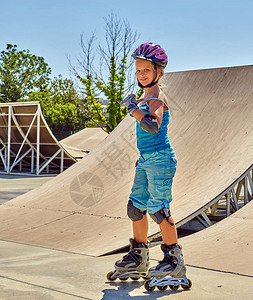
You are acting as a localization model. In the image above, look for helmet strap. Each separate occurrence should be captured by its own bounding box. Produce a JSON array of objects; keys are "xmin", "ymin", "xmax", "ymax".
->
[{"xmin": 137, "ymin": 64, "xmax": 159, "ymax": 89}]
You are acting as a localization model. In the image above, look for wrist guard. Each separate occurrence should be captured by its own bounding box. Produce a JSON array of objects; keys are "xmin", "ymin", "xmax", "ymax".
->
[
  {"xmin": 140, "ymin": 114, "xmax": 159, "ymax": 134},
  {"xmin": 123, "ymin": 94, "xmax": 138, "ymax": 116}
]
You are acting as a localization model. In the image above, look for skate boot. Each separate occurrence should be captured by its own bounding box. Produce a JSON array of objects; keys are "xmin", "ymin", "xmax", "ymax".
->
[
  {"xmin": 144, "ymin": 244, "xmax": 192, "ymax": 291},
  {"xmin": 107, "ymin": 238, "xmax": 150, "ymax": 282}
]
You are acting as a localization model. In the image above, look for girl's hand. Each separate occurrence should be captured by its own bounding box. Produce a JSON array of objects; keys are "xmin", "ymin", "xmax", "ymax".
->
[
  {"xmin": 122, "ymin": 94, "xmax": 143, "ymax": 106},
  {"xmin": 134, "ymin": 97, "xmax": 144, "ymax": 105},
  {"xmin": 122, "ymin": 94, "xmax": 138, "ymax": 115},
  {"xmin": 122, "ymin": 94, "xmax": 136, "ymax": 106}
]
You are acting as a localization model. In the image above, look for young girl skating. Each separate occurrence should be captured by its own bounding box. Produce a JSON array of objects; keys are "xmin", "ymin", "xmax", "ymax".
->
[{"xmin": 107, "ymin": 42, "xmax": 191, "ymax": 291}]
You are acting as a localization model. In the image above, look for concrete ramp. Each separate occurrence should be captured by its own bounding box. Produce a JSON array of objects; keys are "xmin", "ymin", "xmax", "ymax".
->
[
  {"xmin": 161, "ymin": 65, "xmax": 253, "ymax": 230},
  {"xmin": 151, "ymin": 200, "xmax": 253, "ymax": 277},
  {"xmin": 60, "ymin": 128, "xmax": 108, "ymax": 159},
  {"xmin": 0, "ymin": 116, "xmax": 139, "ymax": 255},
  {"xmin": 0, "ymin": 65, "xmax": 252, "ymax": 256}
]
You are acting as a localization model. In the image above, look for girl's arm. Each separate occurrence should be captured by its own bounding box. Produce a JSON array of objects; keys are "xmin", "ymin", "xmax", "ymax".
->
[
  {"xmin": 132, "ymin": 100, "xmax": 163, "ymax": 134},
  {"xmin": 147, "ymin": 99, "xmax": 163, "ymax": 127},
  {"xmin": 126, "ymin": 95, "xmax": 163, "ymax": 134},
  {"xmin": 130, "ymin": 98, "xmax": 163, "ymax": 126}
]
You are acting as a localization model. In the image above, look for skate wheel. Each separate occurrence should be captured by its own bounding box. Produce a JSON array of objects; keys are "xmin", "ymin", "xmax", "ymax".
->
[
  {"xmin": 181, "ymin": 279, "xmax": 192, "ymax": 290},
  {"xmin": 119, "ymin": 277, "xmax": 128, "ymax": 281},
  {"xmin": 131, "ymin": 276, "xmax": 140, "ymax": 281},
  {"xmin": 142, "ymin": 275, "xmax": 151, "ymax": 280},
  {"xmin": 144, "ymin": 279, "xmax": 155, "ymax": 292},
  {"xmin": 106, "ymin": 271, "xmax": 116, "ymax": 282},
  {"xmin": 169, "ymin": 284, "xmax": 179, "ymax": 291},
  {"xmin": 157, "ymin": 285, "xmax": 168, "ymax": 291}
]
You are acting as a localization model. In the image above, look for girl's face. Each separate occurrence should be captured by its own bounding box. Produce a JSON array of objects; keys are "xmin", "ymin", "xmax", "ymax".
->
[{"xmin": 135, "ymin": 59, "xmax": 160, "ymax": 86}]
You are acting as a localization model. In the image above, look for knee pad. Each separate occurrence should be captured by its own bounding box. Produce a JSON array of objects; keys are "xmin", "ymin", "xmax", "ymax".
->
[
  {"xmin": 149, "ymin": 207, "xmax": 174, "ymax": 225},
  {"xmin": 127, "ymin": 200, "xmax": 147, "ymax": 221}
]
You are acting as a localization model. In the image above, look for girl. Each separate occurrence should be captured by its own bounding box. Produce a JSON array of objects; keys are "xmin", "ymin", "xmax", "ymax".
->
[{"xmin": 112, "ymin": 43, "xmax": 186, "ymax": 283}]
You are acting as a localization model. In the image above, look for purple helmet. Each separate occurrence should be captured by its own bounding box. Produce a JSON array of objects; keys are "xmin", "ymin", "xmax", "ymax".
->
[{"xmin": 133, "ymin": 42, "xmax": 168, "ymax": 68}]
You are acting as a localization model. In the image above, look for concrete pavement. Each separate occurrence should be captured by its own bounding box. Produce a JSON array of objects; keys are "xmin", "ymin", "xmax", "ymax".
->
[
  {"xmin": 0, "ymin": 240, "xmax": 253, "ymax": 300},
  {"xmin": 0, "ymin": 175, "xmax": 53, "ymax": 204}
]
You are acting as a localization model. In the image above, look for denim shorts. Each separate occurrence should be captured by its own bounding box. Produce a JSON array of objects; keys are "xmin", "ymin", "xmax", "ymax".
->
[{"xmin": 129, "ymin": 148, "xmax": 177, "ymax": 214}]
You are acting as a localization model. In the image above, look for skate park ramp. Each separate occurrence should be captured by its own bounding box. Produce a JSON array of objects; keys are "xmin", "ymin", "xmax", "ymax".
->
[
  {"xmin": 60, "ymin": 127, "xmax": 108, "ymax": 159},
  {"xmin": 0, "ymin": 65, "xmax": 252, "ymax": 256},
  {"xmin": 151, "ymin": 200, "xmax": 253, "ymax": 277},
  {"xmin": 0, "ymin": 102, "xmax": 76, "ymax": 175}
]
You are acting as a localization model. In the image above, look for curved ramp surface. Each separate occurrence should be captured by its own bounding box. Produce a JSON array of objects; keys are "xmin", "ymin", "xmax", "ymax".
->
[
  {"xmin": 164, "ymin": 65, "xmax": 253, "ymax": 225},
  {"xmin": 151, "ymin": 200, "xmax": 253, "ymax": 277},
  {"xmin": 60, "ymin": 128, "xmax": 108, "ymax": 159},
  {"xmin": 0, "ymin": 102, "xmax": 76, "ymax": 175},
  {"xmin": 0, "ymin": 65, "xmax": 252, "ymax": 256}
]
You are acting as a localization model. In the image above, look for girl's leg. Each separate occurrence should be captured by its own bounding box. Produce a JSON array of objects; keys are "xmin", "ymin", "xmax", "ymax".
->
[
  {"xmin": 148, "ymin": 215, "xmax": 186, "ymax": 278},
  {"xmin": 114, "ymin": 213, "xmax": 150, "ymax": 276},
  {"xmin": 133, "ymin": 213, "xmax": 148, "ymax": 244},
  {"xmin": 133, "ymin": 212, "xmax": 177, "ymax": 246},
  {"xmin": 113, "ymin": 158, "xmax": 150, "ymax": 276},
  {"xmin": 145, "ymin": 149, "xmax": 178, "ymax": 246},
  {"xmin": 129, "ymin": 157, "xmax": 149, "ymax": 244},
  {"xmin": 159, "ymin": 216, "xmax": 178, "ymax": 245}
]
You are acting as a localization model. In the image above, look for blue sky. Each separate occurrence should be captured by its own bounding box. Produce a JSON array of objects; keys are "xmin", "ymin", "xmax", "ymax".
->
[{"xmin": 1, "ymin": 0, "xmax": 253, "ymax": 79}]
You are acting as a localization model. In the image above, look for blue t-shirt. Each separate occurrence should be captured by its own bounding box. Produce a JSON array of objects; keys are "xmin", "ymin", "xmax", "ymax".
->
[{"xmin": 136, "ymin": 102, "xmax": 172, "ymax": 154}]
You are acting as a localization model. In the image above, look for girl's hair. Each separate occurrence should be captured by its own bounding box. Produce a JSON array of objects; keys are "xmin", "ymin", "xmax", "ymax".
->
[
  {"xmin": 151, "ymin": 63, "xmax": 165, "ymax": 90},
  {"xmin": 152, "ymin": 63, "xmax": 165, "ymax": 91},
  {"xmin": 151, "ymin": 62, "xmax": 164, "ymax": 78},
  {"xmin": 156, "ymin": 64, "xmax": 165, "ymax": 78}
]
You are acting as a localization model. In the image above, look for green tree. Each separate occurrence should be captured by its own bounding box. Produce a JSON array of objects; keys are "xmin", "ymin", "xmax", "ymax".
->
[
  {"xmin": 28, "ymin": 76, "xmax": 87, "ymax": 134},
  {"xmin": 0, "ymin": 44, "xmax": 89, "ymax": 135},
  {"xmin": 78, "ymin": 74, "xmax": 107, "ymax": 130},
  {"xmin": 0, "ymin": 44, "xmax": 51, "ymax": 102},
  {"xmin": 73, "ymin": 34, "xmax": 108, "ymax": 130},
  {"xmin": 72, "ymin": 12, "xmax": 139, "ymax": 133}
]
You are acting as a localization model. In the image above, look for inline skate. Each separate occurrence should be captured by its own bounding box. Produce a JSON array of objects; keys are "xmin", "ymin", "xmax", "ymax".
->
[
  {"xmin": 107, "ymin": 238, "xmax": 150, "ymax": 282},
  {"xmin": 144, "ymin": 244, "xmax": 192, "ymax": 291}
]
